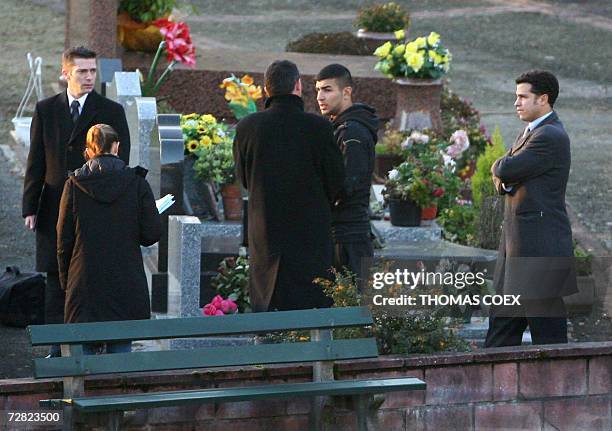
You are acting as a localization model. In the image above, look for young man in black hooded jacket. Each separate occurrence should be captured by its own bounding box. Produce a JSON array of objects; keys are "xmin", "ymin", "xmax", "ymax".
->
[{"xmin": 315, "ymin": 64, "xmax": 379, "ymax": 282}]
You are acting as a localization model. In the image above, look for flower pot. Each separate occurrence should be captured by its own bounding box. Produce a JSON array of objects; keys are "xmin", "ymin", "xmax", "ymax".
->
[
  {"xmin": 11, "ymin": 116, "xmax": 32, "ymax": 147},
  {"xmin": 221, "ymin": 183, "xmax": 243, "ymax": 221},
  {"xmin": 117, "ymin": 12, "xmax": 163, "ymax": 53},
  {"xmin": 393, "ymin": 78, "xmax": 443, "ymax": 133},
  {"xmin": 421, "ymin": 205, "xmax": 437, "ymax": 220},
  {"xmin": 375, "ymin": 153, "xmax": 404, "ymax": 179},
  {"xmin": 356, "ymin": 29, "xmax": 399, "ymax": 54},
  {"xmin": 389, "ymin": 198, "xmax": 421, "ymax": 227}
]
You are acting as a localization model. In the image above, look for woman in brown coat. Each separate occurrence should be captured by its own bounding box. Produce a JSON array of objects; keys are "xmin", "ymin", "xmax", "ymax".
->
[{"xmin": 57, "ymin": 124, "xmax": 161, "ymax": 353}]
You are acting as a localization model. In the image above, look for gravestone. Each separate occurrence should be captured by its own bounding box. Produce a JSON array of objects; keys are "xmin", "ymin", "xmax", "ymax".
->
[
  {"xmin": 95, "ymin": 58, "xmax": 122, "ymax": 97},
  {"xmin": 125, "ymin": 98, "xmax": 157, "ymax": 169}
]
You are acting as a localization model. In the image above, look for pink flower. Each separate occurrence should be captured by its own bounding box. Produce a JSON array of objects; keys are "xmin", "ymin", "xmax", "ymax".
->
[
  {"xmin": 154, "ymin": 19, "xmax": 196, "ymax": 67},
  {"xmin": 220, "ymin": 299, "xmax": 238, "ymax": 314},
  {"xmin": 203, "ymin": 303, "xmax": 217, "ymax": 316},
  {"xmin": 447, "ymin": 130, "xmax": 470, "ymax": 158},
  {"xmin": 211, "ymin": 295, "xmax": 224, "ymax": 308},
  {"xmin": 215, "ymin": 309, "xmax": 224, "ymax": 316}
]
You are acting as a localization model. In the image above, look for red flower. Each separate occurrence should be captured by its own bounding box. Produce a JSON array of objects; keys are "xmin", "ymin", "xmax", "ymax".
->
[
  {"xmin": 154, "ymin": 19, "xmax": 196, "ymax": 67},
  {"xmin": 432, "ymin": 187, "xmax": 445, "ymax": 197}
]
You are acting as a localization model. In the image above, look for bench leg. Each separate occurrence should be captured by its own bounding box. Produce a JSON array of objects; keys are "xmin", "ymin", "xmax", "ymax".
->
[
  {"xmin": 354, "ymin": 394, "xmax": 381, "ymax": 431},
  {"xmin": 104, "ymin": 412, "xmax": 123, "ymax": 431}
]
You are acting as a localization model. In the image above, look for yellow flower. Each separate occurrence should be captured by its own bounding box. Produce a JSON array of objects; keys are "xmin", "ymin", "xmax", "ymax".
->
[
  {"xmin": 247, "ymin": 85, "xmax": 262, "ymax": 101},
  {"xmin": 394, "ymin": 29, "xmax": 405, "ymax": 40},
  {"xmin": 427, "ymin": 31, "xmax": 441, "ymax": 46},
  {"xmin": 373, "ymin": 41, "xmax": 392, "ymax": 58},
  {"xmin": 241, "ymin": 74, "xmax": 254, "ymax": 86},
  {"xmin": 415, "ymin": 37, "xmax": 427, "ymax": 49},
  {"xmin": 201, "ymin": 114, "xmax": 217, "ymax": 125},
  {"xmin": 187, "ymin": 140, "xmax": 199, "ymax": 153},
  {"xmin": 405, "ymin": 41, "xmax": 419, "ymax": 53},
  {"xmin": 200, "ymin": 136, "xmax": 212, "ymax": 147},
  {"xmin": 428, "ymin": 50, "xmax": 443, "ymax": 65},
  {"xmin": 220, "ymin": 78, "xmax": 236, "ymax": 89},
  {"xmin": 406, "ymin": 52, "xmax": 424, "ymax": 72},
  {"xmin": 182, "ymin": 113, "xmax": 198, "ymax": 120},
  {"xmin": 393, "ymin": 44, "xmax": 405, "ymax": 55}
]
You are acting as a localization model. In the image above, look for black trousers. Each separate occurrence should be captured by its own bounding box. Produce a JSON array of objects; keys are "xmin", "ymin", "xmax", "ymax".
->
[
  {"xmin": 484, "ymin": 297, "xmax": 568, "ymax": 347},
  {"xmin": 333, "ymin": 238, "xmax": 373, "ymax": 283},
  {"xmin": 45, "ymin": 272, "xmax": 65, "ymax": 324}
]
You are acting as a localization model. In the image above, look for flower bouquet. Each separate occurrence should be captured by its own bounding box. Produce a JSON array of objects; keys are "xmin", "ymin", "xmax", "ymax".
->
[
  {"xmin": 220, "ymin": 74, "xmax": 263, "ymax": 121},
  {"xmin": 203, "ymin": 294, "xmax": 238, "ymax": 316},
  {"xmin": 374, "ymin": 31, "xmax": 451, "ymax": 79},
  {"xmin": 140, "ymin": 18, "xmax": 196, "ymax": 97}
]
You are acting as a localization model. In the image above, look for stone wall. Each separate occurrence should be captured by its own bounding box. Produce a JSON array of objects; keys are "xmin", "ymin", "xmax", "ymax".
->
[{"xmin": 1, "ymin": 342, "xmax": 610, "ymax": 430}]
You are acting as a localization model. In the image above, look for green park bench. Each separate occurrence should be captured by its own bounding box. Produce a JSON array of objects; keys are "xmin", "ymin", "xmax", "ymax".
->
[{"xmin": 28, "ymin": 306, "xmax": 425, "ymax": 430}]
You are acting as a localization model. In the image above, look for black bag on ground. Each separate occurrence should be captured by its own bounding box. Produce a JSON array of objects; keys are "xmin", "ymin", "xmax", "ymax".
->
[{"xmin": 0, "ymin": 266, "xmax": 45, "ymax": 327}]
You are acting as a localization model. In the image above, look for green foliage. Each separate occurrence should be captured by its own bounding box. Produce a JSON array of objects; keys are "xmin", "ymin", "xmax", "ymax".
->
[
  {"xmin": 354, "ymin": 2, "xmax": 410, "ymax": 33},
  {"xmin": 193, "ymin": 140, "xmax": 236, "ymax": 186},
  {"xmin": 574, "ymin": 241, "xmax": 593, "ymax": 276},
  {"xmin": 316, "ymin": 268, "xmax": 470, "ymax": 355},
  {"xmin": 437, "ymin": 204, "xmax": 477, "ymax": 246},
  {"xmin": 210, "ymin": 256, "xmax": 251, "ymax": 313},
  {"xmin": 376, "ymin": 126, "xmax": 407, "ymax": 155},
  {"xmin": 471, "ymin": 126, "xmax": 506, "ymax": 207},
  {"xmin": 118, "ymin": 0, "xmax": 176, "ymax": 22}
]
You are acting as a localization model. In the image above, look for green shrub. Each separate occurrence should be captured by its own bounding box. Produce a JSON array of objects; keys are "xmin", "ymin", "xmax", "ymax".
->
[
  {"xmin": 118, "ymin": 0, "xmax": 177, "ymax": 22},
  {"xmin": 574, "ymin": 241, "xmax": 593, "ymax": 276},
  {"xmin": 471, "ymin": 126, "xmax": 506, "ymax": 207},
  {"xmin": 437, "ymin": 203, "xmax": 477, "ymax": 246},
  {"xmin": 354, "ymin": 2, "xmax": 410, "ymax": 33}
]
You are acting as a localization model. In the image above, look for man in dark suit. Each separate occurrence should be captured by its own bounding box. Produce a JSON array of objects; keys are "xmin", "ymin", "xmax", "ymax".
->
[
  {"xmin": 485, "ymin": 70, "xmax": 577, "ymax": 347},
  {"xmin": 22, "ymin": 46, "xmax": 130, "ymax": 354},
  {"xmin": 233, "ymin": 60, "xmax": 345, "ymax": 312}
]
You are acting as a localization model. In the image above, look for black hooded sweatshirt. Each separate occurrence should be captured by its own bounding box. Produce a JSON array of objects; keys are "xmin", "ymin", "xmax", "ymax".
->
[
  {"xmin": 57, "ymin": 154, "xmax": 161, "ymax": 323},
  {"xmin": 331, "ymin": 103, "xmax": 379, "ymax": 241}
]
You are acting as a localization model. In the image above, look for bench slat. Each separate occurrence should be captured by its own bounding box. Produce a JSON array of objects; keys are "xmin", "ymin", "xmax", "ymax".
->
[
  {"xmin": 33, "ymin": 338, "xmax": 378, "ymax": 378},
  {"xmin": 28, "ymin": 307, "xmax": 373, "ymax": 345},
  {"xmin": 40, "ymin": 378, "xmax": 426, "ymax": 412}
]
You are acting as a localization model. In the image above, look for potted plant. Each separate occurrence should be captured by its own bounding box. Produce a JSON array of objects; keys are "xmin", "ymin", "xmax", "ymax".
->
[
  {"xmin": 566, "ymin": 242, "xmax": 596, "ymax": 315},
  {"xmin": 355, "ymin": 2, "xmax": 410, "ymax": 52},
  {"xmin": 181, "ymin": 113, "xmax": 241, "ymax": 220},
  {"xmin": 384, "ymin": 142, "xmax": 460, "ymax": 225},
  {"xmin": 117, "ymin": 0, "xmax": 178, "ymax": 52},
  {"xmin": 374, "ymin": 31, "xmax": 451, "ymax": 132}
]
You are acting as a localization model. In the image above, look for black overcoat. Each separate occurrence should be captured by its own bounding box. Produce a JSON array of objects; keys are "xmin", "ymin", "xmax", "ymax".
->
[
  {"xmin": 492, "ymin": 112, "xmax": 578, "ymax": 300},
  {"xmin": 233, "ymin": 94, "xmax": 345, "ymax": 311},
  {"xmin": 22, "ymin": 90, "xmax": 130, "ymax": 272},
  {"xmin": 57, "ymin": 155, "xmax": 161, "ymax": 323}
]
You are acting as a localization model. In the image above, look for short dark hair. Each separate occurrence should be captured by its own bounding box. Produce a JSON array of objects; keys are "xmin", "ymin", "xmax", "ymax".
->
[
  {"xmin": 315, "ymin": 64, "xmax": 354, "ymax": 89},
  {"xmin": 62, "ymin": 46, "xmax": 97, "ymax": 66},
  {"xmin": 264, "ymin": 60, "xmax": 300, "ymax": 96},
  {"xmin": 86, "ymin": 124, "xmax": 118, "ymax": 159},
  {"xmin": 515, "ymin": 70, "xmax": 559, "ymax": 107}
]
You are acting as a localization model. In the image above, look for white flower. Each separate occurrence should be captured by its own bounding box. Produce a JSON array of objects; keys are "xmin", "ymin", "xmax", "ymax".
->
[
  {"xmin": 410, "ymin": 131, "xmax": 430, "ymax": 144},
  {"xmin": 388, "ymin": 169, "xmax": 399, "ymax": 180},
  {"xmin": 401, "ymin": 137, "xmax": 412, "ymax": 150},
  {"xmin": 442, "ymin": 153, "xmax": 456, "ymax": 171}
]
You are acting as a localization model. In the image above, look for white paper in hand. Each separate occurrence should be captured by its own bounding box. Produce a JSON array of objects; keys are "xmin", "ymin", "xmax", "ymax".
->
[{"xmin": 156, "ymin": 194, "xmax": 175, "ymax": 214}]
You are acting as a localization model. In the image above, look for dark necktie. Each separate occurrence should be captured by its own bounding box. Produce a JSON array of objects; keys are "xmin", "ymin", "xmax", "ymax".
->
[{"xmin": 70, "ymin": 100, "xmax": 80, "ymax": 124}]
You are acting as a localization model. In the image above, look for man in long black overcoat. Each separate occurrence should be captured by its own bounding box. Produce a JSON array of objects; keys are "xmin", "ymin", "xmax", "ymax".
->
[
  {"xmin": 485, "ymin": 70, "xmax": 577, "ymax": 347},
  {"xmin": 22, "ymin": 47, "xmax": 130, "ymax": 348},
  {"xmin": 233, "ymin": 60, "xmax": 345, "ymax": 311}
]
